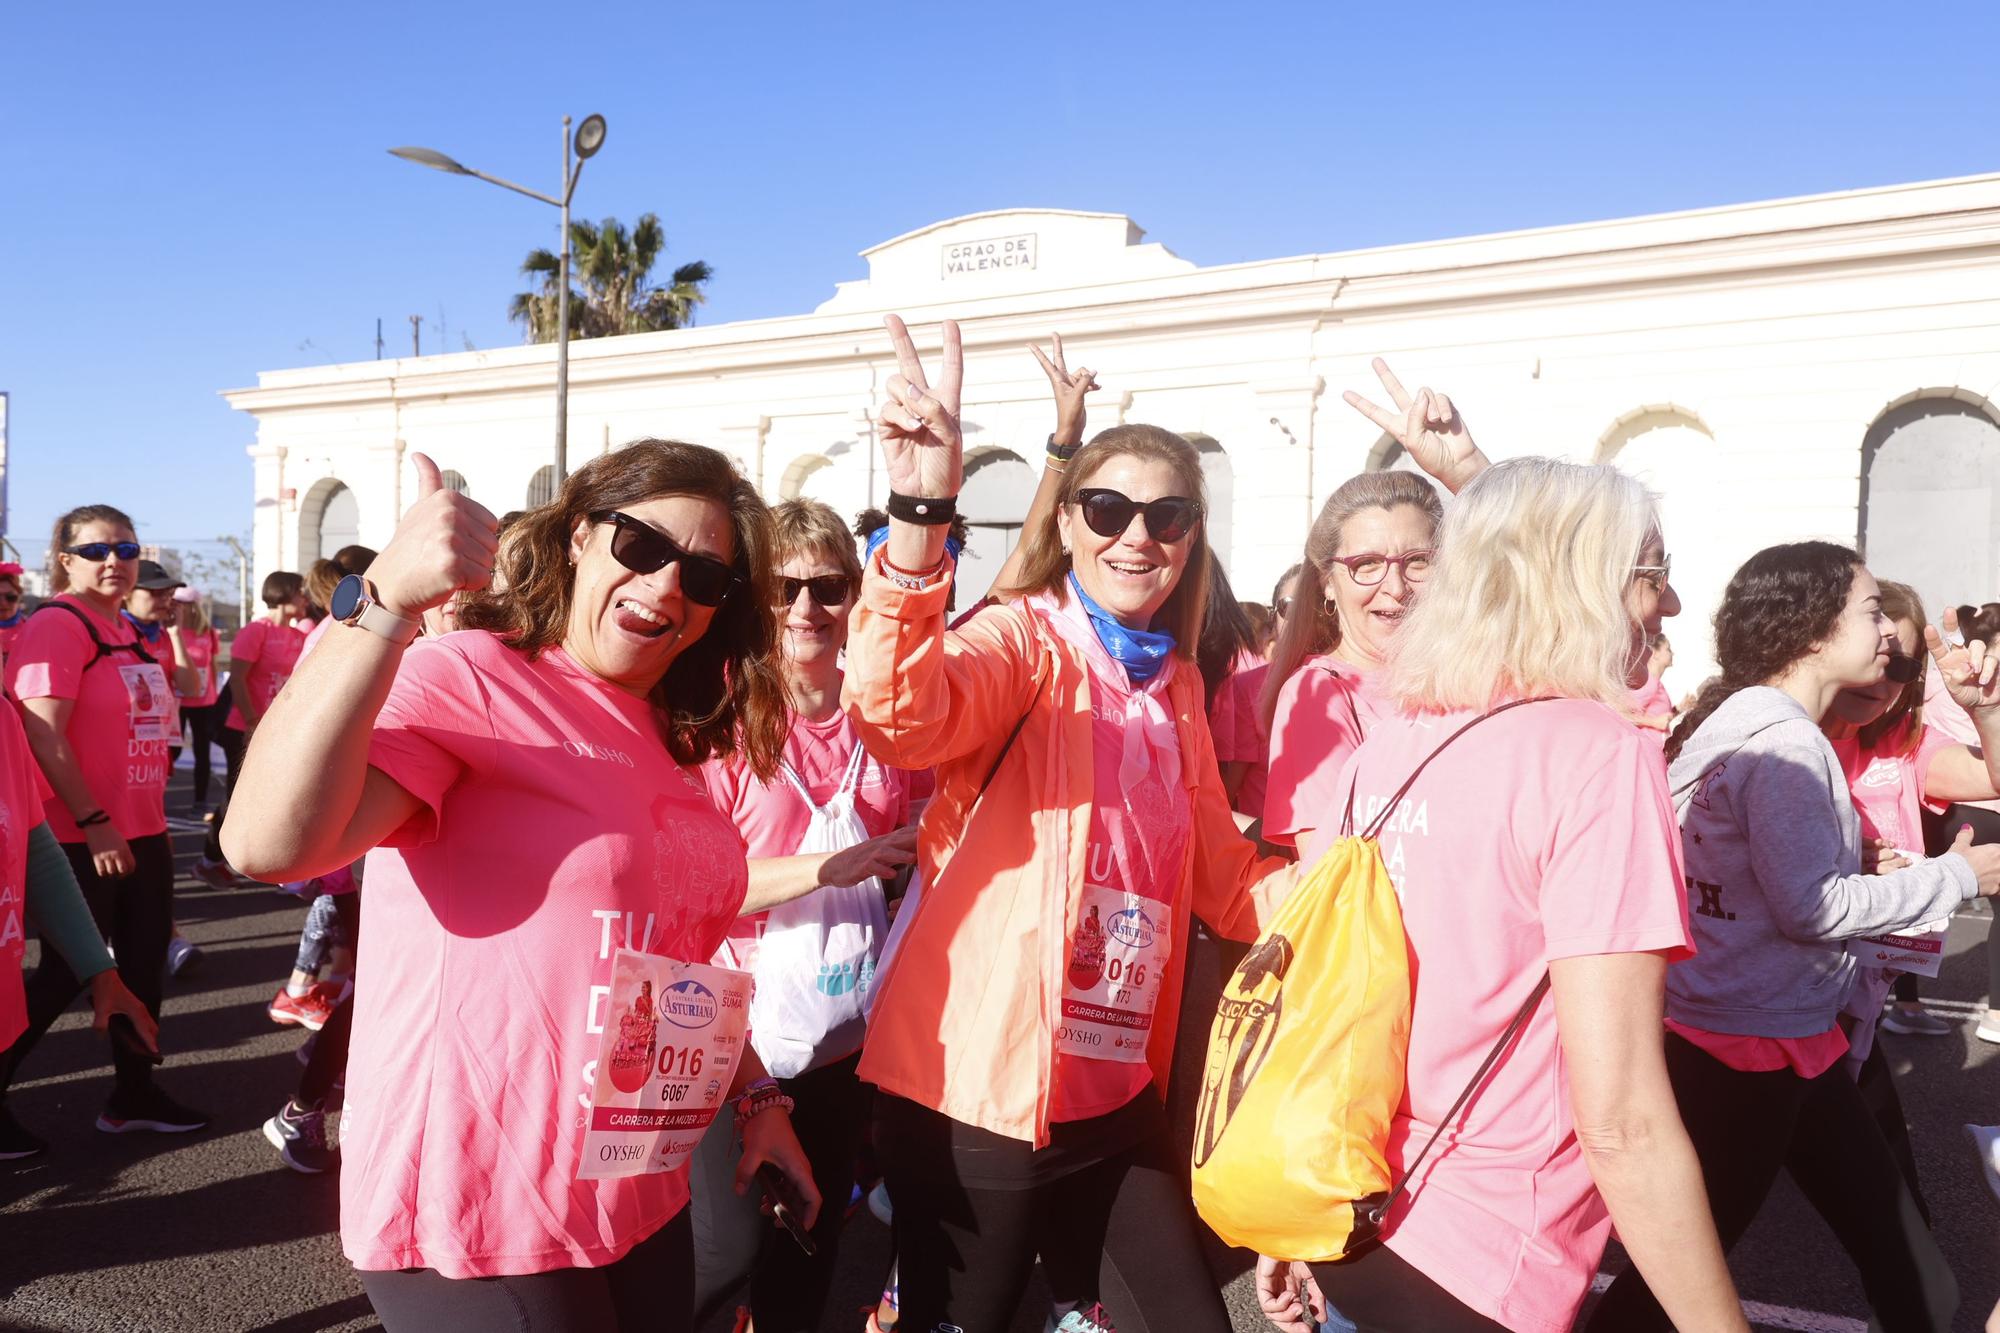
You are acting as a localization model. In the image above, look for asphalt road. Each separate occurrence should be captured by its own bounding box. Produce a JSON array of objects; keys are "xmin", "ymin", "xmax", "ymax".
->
[{"xmin": 3, "ymin": 769, "xmax": 1997, "ymax": 1332}]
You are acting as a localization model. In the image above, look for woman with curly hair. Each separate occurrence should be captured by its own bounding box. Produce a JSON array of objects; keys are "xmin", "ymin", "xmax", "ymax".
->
[{"xmin": 224, "ymin": 443, "xmax": 818, "ymax": 1333}]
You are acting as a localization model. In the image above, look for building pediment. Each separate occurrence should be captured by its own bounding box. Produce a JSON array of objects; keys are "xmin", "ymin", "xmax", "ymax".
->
[{"xmin": 814, "ymin": 208, "xmax": 1196, "ymax": 313}]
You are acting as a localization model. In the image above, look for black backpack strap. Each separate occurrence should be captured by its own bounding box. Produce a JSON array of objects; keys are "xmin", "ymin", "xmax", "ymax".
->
[{"xmin": 33, "ymin": 601, "xmax": 157, "ymax": 668}]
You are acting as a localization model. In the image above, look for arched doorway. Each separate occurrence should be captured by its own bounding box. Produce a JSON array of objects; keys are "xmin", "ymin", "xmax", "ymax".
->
[
  {"xmin": 958, "ymin": 446, "xmax": 1037, "ymax": 604},
  {"xmin": 1861, "ymin": 394, "xmax": 2000, "ymax": 615},
  {"xmin": 296, "ymin": 478, "xmax": 360, "ymax": 567},
  {"xmin": 526, "ymin": 465, "xmax": 557, "ymax": 509},
  {"xmin": 1598, "ymin": 406, "xmax": 1736, "ymax": 694}
]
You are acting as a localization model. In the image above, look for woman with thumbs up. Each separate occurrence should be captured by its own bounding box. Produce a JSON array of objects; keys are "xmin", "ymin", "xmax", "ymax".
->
[{"xmin": 223, "ymin": 443, "xmax": 819, "ymax": 1333}]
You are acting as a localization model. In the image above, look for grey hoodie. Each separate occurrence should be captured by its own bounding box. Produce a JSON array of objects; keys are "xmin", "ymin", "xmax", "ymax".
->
[{"xmin": 1666, "ymin": 686, "xmax": 1975, "ymax": 1037}]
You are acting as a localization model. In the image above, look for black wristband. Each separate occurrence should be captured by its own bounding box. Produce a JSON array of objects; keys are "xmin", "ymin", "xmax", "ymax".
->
[
  {"xmin": 886, "ymin": 491, "xmax": 958, "ymax": 526},
  {"xmin": 1047, "ymin": 433, "xmax": 1080, "ymax": 463},
  {"xmin": 75, "ymin": 810, "xmax": 110, "ymax": 828}
]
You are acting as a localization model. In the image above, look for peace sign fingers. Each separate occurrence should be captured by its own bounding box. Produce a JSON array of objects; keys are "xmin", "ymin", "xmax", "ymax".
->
[
  {"xmin": 1340, "ymin": 356, "xmax": 1489, "ymax": 494},
  {"xmin": 877, "ymin": 314, "xmax": 964, "ymax": 500}
]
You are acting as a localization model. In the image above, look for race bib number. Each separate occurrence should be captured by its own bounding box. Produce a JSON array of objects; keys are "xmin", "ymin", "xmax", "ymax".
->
[
  {"xmin": 1849, "ymin": 907, "xmax": 1949, "ymax": 978},
  {"xmin": 1056, "ymin": 882, "xmax": 1170, "ymax": 1064},
  {"xmin": 579, "ymin": 949, "xmax": 750, "ymax": 1180},
  {"xmin": 119, "ymin": 663, "xmax": 175, "ymax": 742}
]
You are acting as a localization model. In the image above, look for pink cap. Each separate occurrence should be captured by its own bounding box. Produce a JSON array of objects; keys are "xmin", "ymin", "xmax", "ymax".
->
[{"xmin": 172, "ymin": 586, "xmax": 204, "ymax": 604}]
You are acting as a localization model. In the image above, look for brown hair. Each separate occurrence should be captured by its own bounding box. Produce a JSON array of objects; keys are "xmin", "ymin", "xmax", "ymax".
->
[
  {"xmin": 49, "ymin": 504, "xmax": 136, "ymax": 594},
  {"xmin": 997, "ymin": 424, "xmax": 1211, "ymax": 654},
  {"xmin": 1262, "ymin": 472, "xmax": 1443, "ymax": 726},
  {"xmin": 330, "ymin": 545, "xmax": 378, "ymax": 576},
  {"xmin": 303, "ymin": 559, "xmax": 345, "ymax": 612},
  {"xmin": 1957, "ymin": 602, "xmax": 2000, "ymax": 649},
  {"xmin": 1860, "ymin": 581, "xmax": 1928, "ymax": 755},
  {"xmin": 771, "ymin": 499, "xmax": 863, "ymax": 585},
  {"xmin": 456, "ymin": 438, "xmax": 789, "ymax": 779},
  {"xmin": 261, "ymin": 570, "xmax": 305, "ymax": 609}
]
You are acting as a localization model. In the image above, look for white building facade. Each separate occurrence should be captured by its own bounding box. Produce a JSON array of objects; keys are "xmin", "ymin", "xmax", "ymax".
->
[{"xmin": 224, "ymin": 175, "xmax": 2000, "ymax": 696}]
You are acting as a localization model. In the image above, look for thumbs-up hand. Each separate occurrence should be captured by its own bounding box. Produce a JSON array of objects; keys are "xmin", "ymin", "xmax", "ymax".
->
[
  {"xmin": 1946, "ymin": 822, "xmax": 2000, "ymax": 898},
  {"xmin": 368, "ymin": 453, "xmax": 502, "ymax": 620}
]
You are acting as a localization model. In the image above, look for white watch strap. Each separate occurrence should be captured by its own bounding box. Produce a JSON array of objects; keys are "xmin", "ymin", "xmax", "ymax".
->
[{"xmin": 354, "ymin": 599, "xmax": 421, "ymax": 646}]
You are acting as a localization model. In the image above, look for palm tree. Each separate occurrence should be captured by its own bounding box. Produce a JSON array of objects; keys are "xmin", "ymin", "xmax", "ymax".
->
[{"xmin": 508, "ymin": 213, "xmax": 712, "ymax": 343}]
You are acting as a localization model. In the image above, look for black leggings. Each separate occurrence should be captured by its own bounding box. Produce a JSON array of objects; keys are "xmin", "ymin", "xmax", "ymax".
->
[
  {"xmin": 1588, "ymin": 1032, "xmax": 1956, "ymax": 1332},
  {"xmin": 689, "ymin": 1053, "xmax": 871, "ymax": 1332},
  {"xmin": 204, "ymin": 725, "xmax": 244, "ymax": 863},
  {"xmin": 0, "ymin": 833, "xmax": 175, "ymax": 1100},
  {"xmin": 877, "ymin": 1091, "xmax": 1230, "ymax": 1333},
  {"xmin": 1308, "ymin": 1243, "xmax": 1505, "ymax": 1332},
  {"xmin": 1923, "ymin": 802, "xmax": 2000, "ymax": 1003},
  {"xmin": 359, "ymin": 1206, "xmax": 693, "ymax": 1333},
  {"xmin": 184, "ymin": 698, "xmax": 228, "ymax": 806}
]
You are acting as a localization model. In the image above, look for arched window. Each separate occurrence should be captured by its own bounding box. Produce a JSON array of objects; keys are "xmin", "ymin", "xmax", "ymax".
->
[
  {"xmin": 958, "ymin": 447, "xmax": 1037, "ymax": 604},
  {"xmin": 297, "ymin": 478, "xmax": 360, "ymax": 567},
  {"xmin": 1861, "ymin": 393, "xmax": 2000, "ymax": 614},
  {"xmin": 526, "ymin": 465, "xmax": 557, "ymax": 509},
  {"xmin": 439, "ymin": 470, "xmax": 471, "ymax": 497}
]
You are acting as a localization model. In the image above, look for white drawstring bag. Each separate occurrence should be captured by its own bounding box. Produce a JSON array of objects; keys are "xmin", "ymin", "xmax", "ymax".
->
[{"xmin": 749, "ymin": 746, "xmax": 889, "ymax": 1077}]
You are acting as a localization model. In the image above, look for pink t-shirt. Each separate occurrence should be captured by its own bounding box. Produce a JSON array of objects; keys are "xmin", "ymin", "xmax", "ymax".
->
[
  {"xmin": 1264, "ymin": 654, "xmax": 1392, "ymax": 849},
  {"xmin": 342, "ymin": 632, "xmax": 748, "ymax": 1278},
  {"xmin": 0, "ymin": 704, "xmax": 54, "ymax": 1049},
  {"xmin": 176, "ymin": 628, "xmax": 221, "ymax": 708},
  {"xmin": 1209, "ymin": 662, "xmax": 1273, "ymax": 819},
  {"xmin": 299, "ymin": 614, "xmax": 335, "ymax": 661},
  {"xmin": 224, "ymin": 618, "xmax": 307, "ymax": 729},
  {"xmin": 1050, "ymin": 657, "xmax": 1190, "ymax": 1121},
  {"xmin": 0, "ymin": 617, "xmax": 25, "ymax": 663},
  {"xmin": 1628, "ymin": 673, "xmax": 1672, "ymax": 748},
  {"xmin": 1309, "ymin": 700, "xmax": 1693, "ymax": 1333},
  {"xmin": 702, "ymin": 703, "xmax": 911, "ymax": 972},
  {"xmin": 5, "ymin": 595, "xmax": 171, "ymax": 842}
]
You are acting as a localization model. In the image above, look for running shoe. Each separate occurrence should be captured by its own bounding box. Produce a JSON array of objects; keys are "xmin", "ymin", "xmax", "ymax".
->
[
  {"xmin": 1880, "ymin": 1007, "xmax": 1954, "ymax": 1037},
  {"xmin": 96, "ymin": 1087, "xmax": 208, "ymax": 1135},
  {"xmin": 0, "ymin": 1105, "xmax": 48, "ymax": 1160},
  {"xmin": 264, "ymin": 1099, "xmax": 337, "ymax": 1174},
  {"xmin": 867, "ymin": 1180, "xmax": 894, "ymax": 1225},
  {"xmin": 1053, "ymin": 1303, "xmax": 1117, "ymax": 1333},
  {"xmin": 189, "ymin": 857, "xmax": 240, "ymax": 890},
  {"xmin": 1977, "ymin": 1012, "xmax": 2000, "ymax": 1045},
  {"xmin": 166, "ymin": 936, "xmax": 204, "ymax": 977},
  {"xmin": 268, "ymin": 983, "xmax": 338, "ymax": 1032},
  {"xmin": 1966, "ymin": 1124, "xmax": 2000, "ymax": 1204}
]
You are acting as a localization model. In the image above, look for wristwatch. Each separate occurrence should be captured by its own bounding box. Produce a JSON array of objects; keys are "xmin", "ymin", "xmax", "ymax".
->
[{"xmin": 330, "ymin": 574, "xmax": 421, "ymax": 647}]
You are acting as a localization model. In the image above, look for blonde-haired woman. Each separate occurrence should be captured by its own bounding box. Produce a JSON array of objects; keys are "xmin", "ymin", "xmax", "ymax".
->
[
  {"xmin": 845, "ymin": 315, "xmax": 1296, "ymax": 1333},
  {"xmin": 1265, "ymin": 459, "xmax": 1746, "ymax": 1333}
]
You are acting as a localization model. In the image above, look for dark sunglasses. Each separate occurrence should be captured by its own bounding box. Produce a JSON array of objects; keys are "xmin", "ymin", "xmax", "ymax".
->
[
  {"xmin": 589, "ymin": 510, "xmax": 741, "ymax": 608},
  {"xmin": 1073, "ymin": 488, "xmax": 1203, "ymax": 544},
  {"xmin": 774, "ymin": 574, "xmax": 853, "ymax": 609},
  {"xmin": 63, "ymin": 541, "xmax": 141, "ymax": 562},
  {"xmin": 1885, "ymin": 653, "xmax": 1922, "ymax": 685}
]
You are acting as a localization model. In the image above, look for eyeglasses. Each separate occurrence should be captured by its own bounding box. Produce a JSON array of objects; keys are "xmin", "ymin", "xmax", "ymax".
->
[
  {"xmin": 1073, "ymin": 488, "xmax": 1204, "ymax": 544},
  {"xmin": 1884, "ymin": 653, "xmax": 1922, "ymax": 685},
  {"xmin": 773, "ymin": 574, "xmax": 853, "ymax": 608},
  {"xmin": 1327, "ymin": 550, "xmax": 1433, "ymax": 587},
  {"xmin": 588, "ymin": 510, "xmax": 741, "ymax": 608},
  {"xmin": 63, "ymin": 541, "xmax": 141, "ymax": 563},
  {"xmin": 1274, "ymin": 597, "xmax": 1293, "ymax": 617},
  {"xmin": 1632, "ymin": 555, "xmax": 1674, "ymax": 592},
  {"xmin": 0, "ymin": 593, "xmax": 20, "ymax": 605}
]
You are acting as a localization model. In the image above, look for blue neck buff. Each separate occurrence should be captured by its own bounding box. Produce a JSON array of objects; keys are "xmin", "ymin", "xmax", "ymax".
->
[
  {"xmin": 0, "ymin": 612, "xmax": 22, "ymax": 630},
  {"xmin": 121, "ymin": 610, "xmax": 163, "ymax": 644},
  {"xmin": 1068, "ymin": 573, "xmax": 1175, "ymax": 685}
]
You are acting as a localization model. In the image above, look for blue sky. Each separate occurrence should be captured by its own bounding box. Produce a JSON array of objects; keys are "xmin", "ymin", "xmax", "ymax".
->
[{"xmin": 2, "ymin": 1, "xmax": 1995, "ymax": 576}]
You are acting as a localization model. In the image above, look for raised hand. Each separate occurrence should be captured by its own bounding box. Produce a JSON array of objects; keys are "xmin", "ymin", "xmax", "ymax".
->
[
  {"xmin": 1342, "ymin": 357, "xmax": 1488, "ymax": 493},
  {"xmin": 879, "ymin": 315, "xmax": 964, "ymax": 500},
  {"xmin": 1926, "ymin": 607, "xmax": 2000, "ymax": 714},
  {"xmin": 368, "ymin": 453, "xmax": 502, "ymax": 620},
  {"xmin": 1029, "ymin": 331, "xmax": 1099, "ymax": 446}
]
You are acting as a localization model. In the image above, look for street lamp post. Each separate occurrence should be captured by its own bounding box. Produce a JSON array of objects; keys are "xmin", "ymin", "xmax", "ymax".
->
[{"xmin": 390, "ymin": 114, "xmax": 606, "ymax": 484}]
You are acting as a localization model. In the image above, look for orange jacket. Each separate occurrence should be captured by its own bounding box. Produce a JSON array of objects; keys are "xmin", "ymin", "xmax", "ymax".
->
[{"xmin": 843, "ymin": 567, "xmax": 1298, "ymax": 1146}]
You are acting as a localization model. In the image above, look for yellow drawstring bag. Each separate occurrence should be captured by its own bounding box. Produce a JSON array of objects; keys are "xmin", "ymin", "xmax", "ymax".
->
[{"xmin": 1191, "ymin": 701, "xmax": 1551, "ymax": 1262}]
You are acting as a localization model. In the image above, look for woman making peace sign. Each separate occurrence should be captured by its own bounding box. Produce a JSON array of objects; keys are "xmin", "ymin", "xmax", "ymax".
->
[{"xmin": 844, "ymin": 315, "xmax": 1297, "ymax": 1333}]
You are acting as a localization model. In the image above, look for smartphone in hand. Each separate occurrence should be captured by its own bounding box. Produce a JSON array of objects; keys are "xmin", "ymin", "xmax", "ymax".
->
[{"xmin": 756, "ymin": 1162, "xmax": 817, "ymax": 1256}]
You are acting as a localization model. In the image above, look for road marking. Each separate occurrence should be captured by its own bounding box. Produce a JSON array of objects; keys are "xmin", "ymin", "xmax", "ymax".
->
[{"xmin": 1591, "ymin": 1273, "xmax": 1868, "ymax": 1332}]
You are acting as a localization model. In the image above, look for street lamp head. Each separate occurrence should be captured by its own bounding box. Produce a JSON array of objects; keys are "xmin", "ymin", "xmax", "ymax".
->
[
  {"xmin": 388, "ymin": 146, "xmax": 471, "ymax": 175},
  {"xmin": 573, "ymin": 114, "xmax": 607, "ymax": 160}
]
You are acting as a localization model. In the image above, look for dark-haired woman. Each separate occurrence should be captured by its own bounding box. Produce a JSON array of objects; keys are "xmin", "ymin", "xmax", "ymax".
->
[
  {"xmin": 845, "ymin": 315, "xmax": 1298, "ymax": 1333},
  {"xmin": 1591, "ymin": 543, "xmax": 2000, "ymax": 1333},
  {"xmin": 224, "ymin": 447, "xmax": 818, "ymax": 1332},
  {"xmin": 0, "ymin": 562, "xmax": 28, "ymax": 664},
  {"xmin": 0, "ymin": 505, "xmax": 204, "ymax": 1139}
]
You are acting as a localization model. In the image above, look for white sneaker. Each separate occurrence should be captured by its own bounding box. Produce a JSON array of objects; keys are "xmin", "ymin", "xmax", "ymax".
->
[
  {"xmin": 1976, "ymin": 1012, "xmax": 2000, "ymax": 1045},
  {"xmin": 867, "ymin": 1180, "xmax": 894, "ymax": 1226},
  {"xmin": 1965, "ymin": 1124, "xmax": 2000, "ymax": 1204}
]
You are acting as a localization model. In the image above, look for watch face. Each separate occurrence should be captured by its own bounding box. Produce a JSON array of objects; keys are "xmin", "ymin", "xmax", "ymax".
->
[{"xmin": 329, "ymin": 574, "xmax": 367, "ymax": 623}]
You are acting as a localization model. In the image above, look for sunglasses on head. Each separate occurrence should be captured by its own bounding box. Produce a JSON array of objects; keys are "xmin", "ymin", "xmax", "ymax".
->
[
  {"xmin": 589, "ymin": 510, "xmax": 741, "ymax": 608},
  {"xmin": 773, "ymin": 574, "xmax": 853, "ymax": 608},
  {"xmin": 1073, "ymin": 488, "xmax": 1203, "ymax": 544},
  {"xmin": 1885, "ymin": 653, "xmax": 1922, "ymax": 685},
  {"xmin": 64, "ymin": 541, "xmax": 141, "ymax": 563}
]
